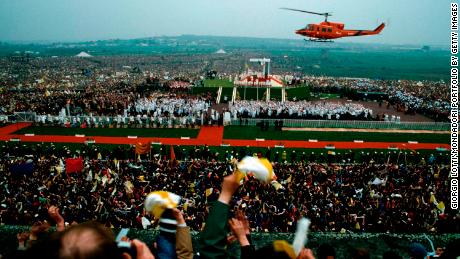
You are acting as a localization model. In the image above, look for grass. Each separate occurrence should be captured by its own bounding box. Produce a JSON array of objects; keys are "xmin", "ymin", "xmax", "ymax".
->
[
  {"xmin": 0, "ymin": 141, "xmax": 449, "ymax": 165},
  {"xmin": 14, "ymin": 126, "xmax": 200, "ymax": 138},
  {"xmin": 237, "ymin": 87, "xmax": 265, "ymax": 101},
  {"xmin": 221, "ymin": 87, "xmax": 234, "ymax": 102},
  {"xmin": 317, "ymin": 93, "xmax": 341, "ymax": 99},
  {"xmin": 203, "ymin": 79, "xmax": 234, "ymax": 88},
  {"xmin": 286, "ymin": 86, "xmax": 310, "ymax": 101},
  {"xmin": 223, "ymin": 126, "xmax": 450, "ymax": 144},
  {"xmin": 269, "ymin": 88, "xmax": 282, "ymax": 101}
]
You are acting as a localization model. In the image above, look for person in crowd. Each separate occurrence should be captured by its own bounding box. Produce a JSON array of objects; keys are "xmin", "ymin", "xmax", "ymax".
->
[
  {"xmin": 23, "ymin": 221, "xmax": 155, "ymax": 259},
  {"xmin": 200, "ymin": 173, "xmax": 315, "ymax": 259}
]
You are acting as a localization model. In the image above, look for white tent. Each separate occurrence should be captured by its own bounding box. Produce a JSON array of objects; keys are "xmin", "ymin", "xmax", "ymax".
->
[
  {"xmin": 215, "ymin": 49, "xmax": 226, "ymax": 54},
  {"xmin": 76, "ymin": 51, "xmax": 92, "ymax": 58}
]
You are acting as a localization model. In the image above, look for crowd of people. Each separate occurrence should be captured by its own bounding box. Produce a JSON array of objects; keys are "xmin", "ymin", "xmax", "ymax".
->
[
  {"xmin": 31, "ymin": 92, "xmax": 219, "ymax": 128},
  {"xmin": 304, "ymin": 77, "xmax": 450, "ymax": 121},
  {"xmin": 0, "ymin": 55, "xmax": 451, "ymax": 123},
  {"xmin": 128, "ymin": 92, "xmax": 213, "ymax": 125},
  {"xmin": 0, "ymin": 142, "xmax": 457, "ymax": 258},
  {"xmin": 229, "ymin": 101, "xmax": 373, "ymax": 120}
]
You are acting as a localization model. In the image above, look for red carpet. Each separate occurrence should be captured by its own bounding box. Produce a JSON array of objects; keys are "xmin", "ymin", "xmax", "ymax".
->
[
  {"xmin": 0, "ymin": 123, "xmax": 450, "ymax": 151},
  {"xmin": 0, "ymin": 122, "xmax": 31, "ymax": 135},
  {"xmin": 196, "ymin": 126, "xmax": 224, "ymax": 145}
]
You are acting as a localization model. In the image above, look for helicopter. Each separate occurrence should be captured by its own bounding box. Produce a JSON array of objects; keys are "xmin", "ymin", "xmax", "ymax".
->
[{"xmin": 281, "ymin": 8, "xmax": 385, "ymax": 42}]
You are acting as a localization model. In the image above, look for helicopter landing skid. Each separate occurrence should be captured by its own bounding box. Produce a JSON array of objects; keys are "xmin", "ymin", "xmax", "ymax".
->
[{"xmin": 305, "ymin": 38, "xmax": 334, "ymax": 43}]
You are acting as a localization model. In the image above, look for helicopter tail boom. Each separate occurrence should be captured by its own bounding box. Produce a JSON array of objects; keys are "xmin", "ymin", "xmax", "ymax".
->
[
  {"xmin": 343, "ymin": 23, "xmax": 385, "ymax": 37},
  {"xmin": 373, "ymin": 23, "xmax": 385, "ymax": 33}
]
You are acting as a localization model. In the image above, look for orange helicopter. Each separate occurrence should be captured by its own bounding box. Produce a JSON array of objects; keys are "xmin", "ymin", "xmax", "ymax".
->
[{"xmin": 281, "ymin": 8, "xmax": 385, "ymax": 42}]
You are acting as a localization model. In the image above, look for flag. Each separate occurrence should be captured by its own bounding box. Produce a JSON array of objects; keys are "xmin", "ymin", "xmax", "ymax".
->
[
  {"xmin": 141, "ymin": 217, "xmax": 151, "ymax": 230},
  {"xmin": 65, "ymin": 158, "xmax": 83, "ymax": 174},
  {"xmin": 206, "ymin": 188, "xmax": 213, "ymax": 197},
  {"xmin": 144, "ymin": 191, "xmax": 181, "ymax": 218},
  {"xmin": 10, "ymin": 161, "xmax": 34, "ymax": 175},
  {"xmin": 437, "ymin": 201, "xmax": 445, "ymax": 213},
  {"xmin": 91, "ymin": 181, "xmax": 97, "ymax": 192},
  {"xmin": 170, "ymin": 145, "xmax": 176, "ymax": 161},
  {"xmin": 135, "ymin": 142, "xmax": 151, "ymax": 155},
  {"xmin": 237, "ymin": 156, "xmax": 274, "ymax": 183},
  {"xmin": 271, "ymin": 180, "xmax": 284, "ymax": 191},
  {"xmin": 124, "ymin": 180, "xmax": 134, "ymax": 194},
  {"xmin": 430, "ymin": 193, "xmax": 438, "ymax": 205}
]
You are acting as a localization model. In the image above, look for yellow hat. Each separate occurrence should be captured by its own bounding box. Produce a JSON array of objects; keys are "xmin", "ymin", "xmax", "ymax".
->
[
  {"xmin": 236, "ymin": 156, "xmax": 274, "ymax": 183},
  {"xmin": 144, "ymin": 191, "xmax": 180, "ymax": 218}
]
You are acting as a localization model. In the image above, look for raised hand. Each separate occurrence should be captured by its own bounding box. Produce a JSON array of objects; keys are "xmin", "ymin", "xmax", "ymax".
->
[
  {"xmin": 17, "ymin": 231, "xmax": 29, "ymax": 248},
  {"xmin": 297, "ymin": 248, "xmax": 315, "ymax": 259},
  {"xmin": 30, "ymin": 221, "xmax": 50, "ymax": 240},
  {"xmin": 236, "ymin": 210, "xmax": 250, "ymax": 235},
  {"xmin": 131, "ymin": 239, "xmax": 155, "ymax": 259},
  {"xmin": 218, "ymin": 173, "xmax": 241, "ymax": 204},
  {"xmin": 48, "ymin": 205, "xmax": 65, "ymax": 231},
  {"xmin": 228, "ymin": 218, "xmax": 249, "ymax": 246},
  {"xmin": 172, "ymin": 208, "xmax": 186, "ymax": 226}
]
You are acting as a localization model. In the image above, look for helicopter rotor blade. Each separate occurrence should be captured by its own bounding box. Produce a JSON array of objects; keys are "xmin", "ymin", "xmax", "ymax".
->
[{"xmin": 280, "ymin": 8, "xmax": 332, "ymax": 17}]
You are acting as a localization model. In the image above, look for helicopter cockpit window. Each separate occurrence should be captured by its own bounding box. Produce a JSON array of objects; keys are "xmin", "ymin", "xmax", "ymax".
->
[
  {"xmin": 327, "ymin": 28, "xmax": 332, "ymax": 32},
  {"xmin": 308, "ymin": 25, "xmax": 314, "ymax": 31},
  {"xmin": 322, "ymin": 28, "xmax": 326, "ymax": 32}
]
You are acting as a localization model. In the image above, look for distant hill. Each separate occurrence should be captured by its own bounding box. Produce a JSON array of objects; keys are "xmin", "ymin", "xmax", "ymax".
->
[
  {"xmin": 0, "ymin": 35, "xmax": 450, "ymax": 81},
  {"xmin": 0, "ymin": 35, "xmax": 449, "ymax": 57}
]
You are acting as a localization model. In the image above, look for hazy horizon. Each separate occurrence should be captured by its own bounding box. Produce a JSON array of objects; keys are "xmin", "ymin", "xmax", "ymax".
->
[
  {"xmin": 0, "ymin": 0, "xmax": 449, "ymax": 45},
  {"xmin": 0, "ymin": 35, "xmax": 450, "ymax": 49}
]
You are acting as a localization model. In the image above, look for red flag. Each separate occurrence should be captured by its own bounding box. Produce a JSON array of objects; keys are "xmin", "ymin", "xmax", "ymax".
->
[
  {"xmin": 170, "ymin": 145, "xmax": 176, "ymax": 161},
  {"xmin": 135, "ymin": 142, "xmax": 151, "ymax": 155},
  {"xmin": 66, "ymin": 158, "xmax": 83, "ymax": 174}
]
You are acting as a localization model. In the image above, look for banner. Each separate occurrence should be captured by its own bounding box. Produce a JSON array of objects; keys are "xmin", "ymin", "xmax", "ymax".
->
[
  {"xmin": 10, "ymin": 161, "xmax": 34, "ymax": 175},
  {"xmin": 65, "ymin": 158, "xmax": 83, "ymax": 173},
  {"xmin": 135, "ymin": 142, "xmax": 151, "ymax": 155},
  {"xmin": 170, "ymin": 145, "xmax": 176, "ymax": 161}
]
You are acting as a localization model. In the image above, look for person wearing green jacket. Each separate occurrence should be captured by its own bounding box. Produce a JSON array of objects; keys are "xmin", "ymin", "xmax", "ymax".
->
[
  {"xmin": 199, "ymin": 173, "xmax": 316, "ymax": 259},
  {"xmin": 199, "ymin": 173, "xmax": 240, "ymax": 259}
]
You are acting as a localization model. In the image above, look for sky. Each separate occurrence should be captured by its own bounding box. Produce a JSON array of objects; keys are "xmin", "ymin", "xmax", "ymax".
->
[{"xmin": 0, "ymin": 0, "xmax": 450, "ymax": 45}]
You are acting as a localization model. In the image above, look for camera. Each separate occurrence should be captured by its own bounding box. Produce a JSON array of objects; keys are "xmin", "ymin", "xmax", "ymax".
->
[{"xmin": 116, "ymin": 228, "xmax": 137, "ymax": 259}]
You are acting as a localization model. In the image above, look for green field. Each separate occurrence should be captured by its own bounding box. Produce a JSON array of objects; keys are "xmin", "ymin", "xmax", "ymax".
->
[
  {"xmin": 273, "ymin": 48, "xmax": 449, "ymax": 81},
  {"xmin": 14, "ymin": 126, "xmax": 199, "ymax": 138},
  {"xmin": 269, "ymin": 88, "xmax": 282, "ymax": 101},
  {"xmin": 286, "ymin": 86, "xmax": 311, "ymax": 101},
  {"xmin": 237, "ymin": 87, "xmax": 266, "ymax": 101},
  {"xmin": 0, "ymin": 141, "xmax": 449, "ymax": 165},
  {"xmin": 315, "ymin": 93, "xmax": 341, "ymax": 99},
  {"xmin": 203, "ymin": 79, "xmax": 234, "ymax": 88},
  {"xmin": 224, "ymin": 126, "xmax": 450, "ymax": 143},
  {"xmin": 221, "ymin": 87, "xmax": 234, "ymax": 102}
]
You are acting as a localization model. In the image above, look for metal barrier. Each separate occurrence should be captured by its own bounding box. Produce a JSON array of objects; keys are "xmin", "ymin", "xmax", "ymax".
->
[
  {"xmin": 8, "ymin": 113, "xmax": 450, "ymax": 131},
  {"xmin": 230, "ymin": 118, "xmax": 450, "ymax": 131},
  {"xmin": 26, "ymin": 115, "xmax": 199, "ymax": 126}
]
